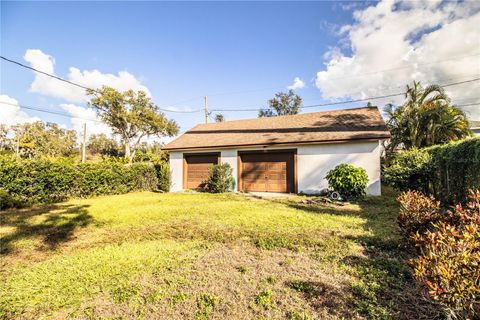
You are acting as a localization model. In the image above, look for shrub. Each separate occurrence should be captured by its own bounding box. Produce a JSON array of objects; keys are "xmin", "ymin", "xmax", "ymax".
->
[
  {"xmin": 384, "ymin": 137, "xmax": 480, "ymax": 205},
  {"xmin": 154, "ymin": 162, "xmax": 171, "ymax": 192},
  {"xmin": 383, "ymin": 148, "xmax": 432, "ymax": 193},
  {"xmin": 0, "ymin": 188, "xmax": 17, "ymax": 210},
  {"xmin": 397, "ymin": 191, "xmax": 442, "ymax": 241},
  {"xmin": 411, "ymin": 191, "xmax": 480, "ymax": 318},
  {"xmin": 427, "ymin": 138, "xmax": 480, "ymax": 204},
  {"xmin": 205, "ymin": 163, "xmax": 235, "ymax": 193},
  {"xmin": 325, "ymin": 164, "xmax": 368, "ymax": 198},
  {"xmin": 0, "ymin": 156, "xmax": 160, "ymax": 207}
]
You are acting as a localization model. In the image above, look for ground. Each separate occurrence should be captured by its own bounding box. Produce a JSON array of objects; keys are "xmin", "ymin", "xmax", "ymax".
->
[{"xmin": 0, "ymin": 190, "xmax": 441, "ymax": 319}]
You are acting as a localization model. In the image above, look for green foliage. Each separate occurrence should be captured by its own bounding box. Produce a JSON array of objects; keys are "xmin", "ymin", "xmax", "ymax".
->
[
  {"xmin": 87, "ymin": 86, "xmax": 178, "ymax": 162},
  {"xmin": 385, "ymin": 137, "xmax": 480, "ymax": 204},
  {"xmin": 288, "ymin": 280, "xmax": 315, "ymax": 295},
  {"xmin": 205, "ymin": 163, "xmax": 235, "ymax": 193},
  {"xmin": 384, "ymin": 80, "xmax": 472, "ymax": 153},
  {"xmin": 7, "ymin": 121, "xmax": 78, "ymax": 158},
  {"xmin": 259, "ymin": 89, "xmax": 302, "ymax": 117},
  {"xmin": 111, "ymin": 283, "xmax": 141, "ymax": 303},
  {"xmin": 0, "ymin": 156, "xmax": 159, "ymax": 208},
  {"xmin": 325, "ymin": 164, "xmax": 369, "ymax": 198},
  {"xmin": 170, "ymin": 292, "xmax": 187, "ymax": 306},
  {"xmin": 254, "ymin": 289, "xmax": 273, "ymax": 309},
  {"xmin": 411, "ymin": 190, "xmax": 480, "ymax": 318},
  {"xmin": 288, "ymin": 310, "xmax": 313, "ymax": 320},
  {"xmin": 133, "ymin": 141, "xmax": 168, "ymax": 163},
  {"xmin": 195, "ymin": 293, "xmax": 219, "ymax": 320},
  {"xmin": 0, "ymin": 188, "xmax": 18, "ymax": 210},
  {"xmin": 383, "ymin": 148, "xmax": 432, "ymax": 193},
  {"xmin": 214, "ymin": 113, "xmax": 225, "ymax": 122},
  {"xmin": 397, "ymin": 191, "xmax": 442, "ymax": 241},
  {"xmin": 154, "ymin": 162, "xmax": 172, "ymax": 192},
  {"xmin": 87, "ymin": 133, "xmax": 122, "ymax": 157},
  {"xmin": 426, "ymin": 137, "xmax": 480, "ymax": 204}
]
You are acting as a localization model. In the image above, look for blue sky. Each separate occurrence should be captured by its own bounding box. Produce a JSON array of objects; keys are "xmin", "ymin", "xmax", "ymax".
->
[{"xmin": 1, "ymin": 1, "xmax": 479, "ymax": 138}]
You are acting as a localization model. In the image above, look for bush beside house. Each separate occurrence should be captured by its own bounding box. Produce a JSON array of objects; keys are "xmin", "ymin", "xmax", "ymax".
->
[
  {"xmin": 205, "ymin": 163, "xmax": 235, "ymax": 193},
  {"xmin": 325, "ymin": 164, "xmax": 369, "ymax": 198}
]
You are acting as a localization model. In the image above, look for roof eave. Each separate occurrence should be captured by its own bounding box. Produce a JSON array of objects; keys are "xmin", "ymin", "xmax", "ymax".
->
[{"xmin": 163, "ymin": 135, "xmax": 391, "ymax": 152}]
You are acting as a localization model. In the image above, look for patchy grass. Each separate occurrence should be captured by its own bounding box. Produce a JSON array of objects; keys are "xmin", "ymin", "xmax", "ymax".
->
[{"xmin": 0, "ymin": 191, "xmax": 441, "ymax": 319}]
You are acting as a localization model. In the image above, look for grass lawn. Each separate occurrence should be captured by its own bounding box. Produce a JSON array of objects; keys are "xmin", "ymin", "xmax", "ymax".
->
[{"xmin": 0, "ymin": 190, "xmax": 440, "ymax": 319}]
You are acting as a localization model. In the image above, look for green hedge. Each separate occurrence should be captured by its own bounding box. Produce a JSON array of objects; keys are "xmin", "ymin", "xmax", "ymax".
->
[
  {"xmin": 384, "ymin": 137, "xmax": 480, "ymax": 203},
  {"xmin": 0, "ymin": 156, "xmax": 170, "ymax": 208}
]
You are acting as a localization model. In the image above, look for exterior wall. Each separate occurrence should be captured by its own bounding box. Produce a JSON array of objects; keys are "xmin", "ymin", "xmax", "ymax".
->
[
  {"xmin": 297, "ymin": 141, "xmax": 381, "ymax": 195},
  {"xmin": 169, "ymin": 151, "xmax": 184, "ymax": 192},
  {"xmin": 220, "ymin": 149, "xmax": 238, "ymax": 191},
  {"xmin": 168, "ymin": 140, "xmax": 382, "ymax": 195}
]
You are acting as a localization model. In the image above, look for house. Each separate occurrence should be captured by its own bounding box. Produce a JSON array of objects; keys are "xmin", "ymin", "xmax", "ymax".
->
[
  {"xmin": 470, "ymin": 120, "xmax": 480, "ymax": 136},
  {"xmin": 163, "ymin": 106, "xmax": 391, "ymax": 195}
]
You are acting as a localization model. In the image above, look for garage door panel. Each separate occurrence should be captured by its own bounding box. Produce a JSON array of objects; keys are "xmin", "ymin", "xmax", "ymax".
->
[
  {"xmin": 240, "ymin": 151, "xmax": 294, "ymax": 193},
  {"xmin": 184, "ymin": 154, "xmax": 218, "ymax": 190}
]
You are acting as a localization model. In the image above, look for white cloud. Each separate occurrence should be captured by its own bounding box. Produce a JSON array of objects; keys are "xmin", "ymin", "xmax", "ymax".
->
[
  {"xmin": 315, "ymin": 0, "xmax": 480, "ymax": 119},
  {"xmin": 287, "ymin": 77, "xmax": 306, "ymax": 90},
  {"xmin": 0, "ymin": 94, "xmax": 40, "ymax": 125},
  {"xmin": 60, "ymin": 104, "xmax": 112, "ymax": 140},
  {"xmin": 24, "ymin": 49, "xmax": 151, "ymax": 103}
]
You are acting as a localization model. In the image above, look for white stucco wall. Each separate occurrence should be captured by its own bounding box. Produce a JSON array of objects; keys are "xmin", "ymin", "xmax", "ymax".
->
[
  {"xmin": 220, "ymin": 149, "xmax": 238, "ymax": 191},
  {"xmin": 168, "ymin": 140, "xmax": 382, "ymax": 195},
  {"xmin": 297, "ymin": 141, "xmax": 381, "ymax": 195},
  {"xmin": 169, "ymin": 151, "xmax": 183, "ymax": 192}
]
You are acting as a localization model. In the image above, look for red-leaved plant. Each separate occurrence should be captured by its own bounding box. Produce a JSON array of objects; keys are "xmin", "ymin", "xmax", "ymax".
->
[{"xmin": 407, "ymin": 190, "xmax": 480, "ymax": 319}]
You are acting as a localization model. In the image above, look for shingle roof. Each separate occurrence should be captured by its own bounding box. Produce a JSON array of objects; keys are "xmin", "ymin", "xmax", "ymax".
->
[{"xmin": 163, "ymin": 106, "xmax": 391, "ymax": 151}]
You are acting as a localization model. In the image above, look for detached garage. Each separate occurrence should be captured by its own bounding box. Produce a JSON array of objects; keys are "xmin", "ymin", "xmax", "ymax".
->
[{"xmin": 164, "ymin": 106, "xmax": 390, "ymax": 195}]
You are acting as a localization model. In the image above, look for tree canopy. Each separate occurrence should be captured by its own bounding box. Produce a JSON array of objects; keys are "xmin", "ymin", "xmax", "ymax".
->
[
  {"xmin": 87, "ymin": 86, "xmax": 179, "ymax": 162},
  {"xmin": 258, "ymin": 89, "xmax": 302, "ymax": 117},
  {"xmin": 214, "ymin": 113, "xmax": 225, "ymax": 122},
  {"xmin": 384, "ymin": 81, "xmax": 472, "ymax": 152},
  {"xmin": 2, "ymin": 121, "xmax": 78, "ymax": 158}
]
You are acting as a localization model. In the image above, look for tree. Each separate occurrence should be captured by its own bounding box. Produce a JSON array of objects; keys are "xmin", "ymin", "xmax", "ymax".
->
[
  {"xmin": 0, "ymin": 124, "xmax": 10, "ymax": 151},
  {"xmin": 87, "ymin": 133, "xmax": 122, "ymax": 157},
  {"xmin": 87, "ymin": 86, "xmax": 179, "ymax": 163},
  {"xmin": 258, "ymin": 89, "xmax": 302, "ymax": 117},
  {"xmin": 384, "ymin": 81, "xmax": 471, "ymax": 152},
  {"xmin": 11, "ymin": 121, "xmax": 77, "ymax": 158},
  {"xmin": 214, "ymin": 113, "xmax": 225, "ymax": 122}
]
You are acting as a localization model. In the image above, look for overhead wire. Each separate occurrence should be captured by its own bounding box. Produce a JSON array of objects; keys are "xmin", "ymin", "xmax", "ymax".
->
[
  {"xmin": 2, "ymin": 55, "xmax": 479, "ymax": 116},
  {"xmin": 210, "ymin": 78, "xmax": 480, "ymax": 112}
]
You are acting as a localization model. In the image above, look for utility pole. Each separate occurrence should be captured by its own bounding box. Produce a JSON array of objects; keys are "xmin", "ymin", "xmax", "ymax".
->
[
  {"xmin": 204, "ymin": 96, "xmax": 208, "ymax": 124},
  {"xmin": 81, "ymin": 123, "xmax": 86, "ymax": 163}
]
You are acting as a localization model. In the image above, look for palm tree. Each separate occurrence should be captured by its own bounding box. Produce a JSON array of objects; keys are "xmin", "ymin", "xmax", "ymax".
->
[{"xmin": 384, "ymin": 81, "xmax": 471, "ymax": 151}]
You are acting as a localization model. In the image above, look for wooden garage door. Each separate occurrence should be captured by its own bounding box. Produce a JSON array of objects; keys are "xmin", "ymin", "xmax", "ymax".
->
[
  {"xmin": 184, "ymin": 153, "xmax": 219, "ymax": 190},
  {"xmin": 240, "ymin": 152, "xmax": 295, "ymax": 193}
]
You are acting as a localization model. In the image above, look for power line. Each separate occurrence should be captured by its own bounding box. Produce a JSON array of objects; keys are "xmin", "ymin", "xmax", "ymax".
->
[
  {"xmin": 0, "ymin": 100, "xmax": 102, "ymax": 123},
  {"xmin": 0, "ymin": 55, "xmax": 202, "ymax": 114},
  {"xmin": 0, "ymin": 56, "xmax": 94, "ymax": 92},
  {"xmin": 210, "ymin": 77, "xmax": 480, "ymax": 112}
]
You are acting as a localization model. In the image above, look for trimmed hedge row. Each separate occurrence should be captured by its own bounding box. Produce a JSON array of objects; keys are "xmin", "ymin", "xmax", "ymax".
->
[
  {"xmin": 0, "ymin": 156, "xmax": 171, "ymax": 208},
  {"xmin": 384, "ymin": 137, "xmax": 480, "ymax": 203}
]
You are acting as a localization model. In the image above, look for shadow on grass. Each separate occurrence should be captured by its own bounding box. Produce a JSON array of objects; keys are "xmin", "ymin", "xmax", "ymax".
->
[
  {"xmin": 0, "ymin": 203, "xmax": 94, "ymax": 255},
  {"xmin": 280, "ymin": 195, "xmax": 445, "ymax": 319}
]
